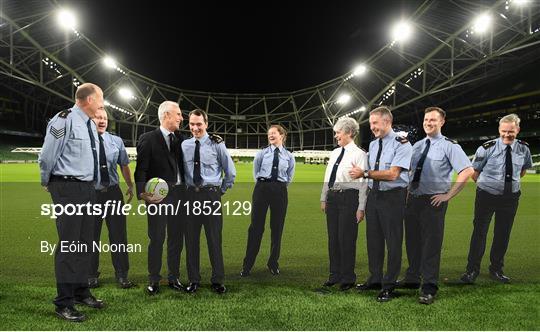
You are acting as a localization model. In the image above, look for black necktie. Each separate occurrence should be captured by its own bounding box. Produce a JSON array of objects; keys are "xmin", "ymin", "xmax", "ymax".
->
[
  {"xmin": 193, "ymin": 140, "xmax": 202, "ymax": 186},
  {"xmin": 504, "ymin": 145, "xmax": 513, "ymax": 194},
  {"xmin": 411, "ymin": 139, "xmax": 431, "ymax": 190},
  {"xmin": 98, "ymin": 135, "xmax": 110, "ymax": 187},
  {"xmin": 168, "ymin": 133, "xmax": 175, "ymax": 153},
  {"xmin": 86, "ymin": 119, "xmax": 98, "ymax": 182},
  {"xmin": 271, "ymin": 148, "xmax": 280, "ymax": 181},
  {"xmin": 328, "ymin": 147, "xmax": 345, "ymax": 189},
  {"xmin": 373, "ymin": 139, "xmax": 383, "ymax": 191},
  {"xmin": 169, "ymin": 133, "xmax": 180, "ymax": 183}
]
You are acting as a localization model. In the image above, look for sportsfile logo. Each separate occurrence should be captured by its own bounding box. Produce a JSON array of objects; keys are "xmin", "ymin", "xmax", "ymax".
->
[{"xmin": 40, "ymin": 200, "xmax": 252, "ymax": 219}]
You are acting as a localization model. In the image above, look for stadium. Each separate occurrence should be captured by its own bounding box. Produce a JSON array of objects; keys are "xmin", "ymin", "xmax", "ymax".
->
[{"xmin": 0, "ymin": 0, "xmax": 539, "ymax": 330}]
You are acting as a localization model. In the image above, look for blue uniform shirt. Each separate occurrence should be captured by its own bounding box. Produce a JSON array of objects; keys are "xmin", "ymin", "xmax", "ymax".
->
[
  {"xmin": 39, "ymin": 105, "xmax": 100, "ymax": 186},
  {"xmin": 181, "ymin": 133, "xmax": 236, "ymax": 193},
  {"xmin": 409, "ymin": 133, "xmax": 472, "ymax": 195},
  {"xmin": 95, "ymin": 131, "xmax": 130, "ymax": 190},
  {"xmin": 473, "ymin": 138, "xmax": 532, "ymax": 195},
  {"xmin": 253, "ymin": 145, "xmax": 295, "ymax": 183},
  {"xmin": 368, "ymin": 129, "xmax": 412, "ymax": 190}
]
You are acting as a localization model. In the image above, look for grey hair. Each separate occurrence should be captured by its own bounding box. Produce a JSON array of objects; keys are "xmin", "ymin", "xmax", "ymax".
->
[
  {"xmin": 333, "ymin": 117, "xmax": 359, "ymax": 138},
  {"xmin": 499, "ymin": 113, "xmax": 521, "ymax": 127},
  {"xmin": 158, "ymin": 101, "xmax": 180, "ymax": 123}
]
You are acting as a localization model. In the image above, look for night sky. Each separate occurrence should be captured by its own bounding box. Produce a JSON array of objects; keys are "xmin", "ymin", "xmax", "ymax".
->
[{"xmin": 58, "ymin": 0, "xmax": 424, "ymax": 93}]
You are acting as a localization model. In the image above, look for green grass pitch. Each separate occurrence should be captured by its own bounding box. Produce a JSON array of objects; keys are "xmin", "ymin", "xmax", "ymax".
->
[{"xmin": 0, "ymin": 163, "xmax": 539, "ymax": 330}]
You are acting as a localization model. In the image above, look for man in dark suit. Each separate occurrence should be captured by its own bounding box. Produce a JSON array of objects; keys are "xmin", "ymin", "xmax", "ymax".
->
[{"xmin": 134, "ymin": 101, "xmax": 186, "ymax": 295}]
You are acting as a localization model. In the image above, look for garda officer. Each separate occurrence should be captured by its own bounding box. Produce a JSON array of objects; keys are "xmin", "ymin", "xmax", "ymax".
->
[
  {"xmin": 181, "ymin": 109, "xmax": 236, "ymax": 294},
  {"xmin": 400, "ymin": 107, "xmax": 473, "ymax": 305},
  {"xmin": 241, "ymin": 124, "xmax": 295, "ymax": 277},
  {"xmin": 39, "ymin": 83, "xmax": 105, "ymax": 322},
  {"xmin": 350, "ymin": 106, "xmax": 412, "ymax": 302},
  {"xmin": 320, "ymin": 117, "xmax": 368, "ymax": 291},
  {"xmin": 461, "ymin": 113, "xmax": 532, "ymax": 284},
  {"xmin": 88, "ymin": 108, "xmax": 135, "ymax": 289}
]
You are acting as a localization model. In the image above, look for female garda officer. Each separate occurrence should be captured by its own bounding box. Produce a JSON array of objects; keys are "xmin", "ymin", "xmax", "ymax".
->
[
  {"xmin": 320, "ymin": 117, "xmax": 368, "ymax": 291},
  {"xmin": 241, "ymin": 125, "xmax": 295, "ymax": 276}
]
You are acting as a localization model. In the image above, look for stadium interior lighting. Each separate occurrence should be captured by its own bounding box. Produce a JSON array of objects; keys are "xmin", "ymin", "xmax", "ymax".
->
[
  {"xmin": 336, "ymin": 94, "xmax": 351, "ymax": 105},
  {"xmin": 57, "ymin": 9, "xmax": 76, "ymax": 30},
  {"xmin": 118, "ymin": 87, "xmax": 135, "ymax": 100},
  {"xmin": 512, "ymin": 0, "xmax": 529, "ymax": 6},
  {"xmin": 391, "ymin": 21, "xmax": 412, "ymax": 43},
  {"xmin": 352, "ymin": 64, "xmax": 367, "ymax": 77},
  {"xmin": 103, "ymin": 56, "xmax": 117, "ymax": 69},
  {"xmin": 472, "ymin": 13, "xmax": 492, "ymax": 34}
]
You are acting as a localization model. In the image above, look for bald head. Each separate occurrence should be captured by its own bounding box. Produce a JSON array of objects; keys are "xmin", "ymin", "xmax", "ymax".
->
[{"xmin": 75, "ymin": 83, "xmax": 104, "ymax": 118}]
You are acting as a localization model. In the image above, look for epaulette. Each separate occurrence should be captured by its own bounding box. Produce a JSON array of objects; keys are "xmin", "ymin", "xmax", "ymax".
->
[
  {"xmin": 58, "ymin": 109, "xmax": 71, "ymax": 118},
  {"xmin": 481, "ymin": 140, "xmax": 496, "ymax": 150},
  {"xmin": 395, "ymin": 136, "xmax": 408, "ymax": 144},
  {"xmin": 209, "ymin": 133, "xmax": 223, "ymax": 144},
  {"xmin": 445, "ymin": 137, "xmax": 458, "ymax": 144},
  {"xmin": 517, "ymin": 140, "xmax": 529, "ymax": 146}
]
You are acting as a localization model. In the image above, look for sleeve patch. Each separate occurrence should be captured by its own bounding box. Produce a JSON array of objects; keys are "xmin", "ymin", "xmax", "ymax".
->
[
  {"xmin": 518, "ymin": 140, "xmax": 529, "ymax": 146},
  {"xmin": 50, "ymin": 126, "xmax": 65, "ymax": 139}
]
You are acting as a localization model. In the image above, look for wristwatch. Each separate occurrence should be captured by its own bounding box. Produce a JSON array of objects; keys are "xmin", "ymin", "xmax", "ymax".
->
[{"xmin": 363, "ymin": 170, "xmax": 369, "ymax": 179}]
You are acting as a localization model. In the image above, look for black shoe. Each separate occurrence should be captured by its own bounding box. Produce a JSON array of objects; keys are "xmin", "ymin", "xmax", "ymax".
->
[
  {"xmin": 74, "ymin": 296, "xmax": 105, "ymax": 309},
  {"xmin": 146, "ymin": 283, "xmax": 160, "ymax": 295},
  {"xmin": 396, "ymin": 279, "xmax": 420, "ymax": 289},
  {"xmin": 489, "ymin": 270, "xmax": 510, "ymax": 284},
  {"xmin": 418, "ymin": 292, "xmax": 435, "ymax": 305},
  {"xmin": 88, "ymin": 277, "xmax": 99, "ymax": 288},
  {"xmin": 185, "ymin": 282, "xmax": 200, "ymax": 293},
  {"xmin": 168, "ymin": 279, "xmax": 185, "ymax": 291},
  {"xmin": 323, "ymin": 281, "xmax": 336, "ymax": 287},
  {"xmin": 211, "ymin": 283, "xmax": 227, "ymax": 294},
  {"xmin": 376, "ymin": 289, "xmax": 398, "ymax": 302},
  {"xmin": 460, "ymin": 270, "xmax": 479, "ymax": 284},
  {"xmin": 339, "ymin": 283, "xmax": 355, "ymax": 291},
  {"xmin": 118, "ymin": 277, "xmax": 135, "ymax": 289},
  {"xmin": 55, "ymin": 306, "xmax": 85, "ymax": 322},
  {"xmin": 268, "ymin": 265, "xmax": 280, "ymax": 275},
  {"xmin": 240, "ymin": 270, "xmax": 250, "ymax": 277},
  {"xmin": 356, "ymin": 283, "xmax": 381, "ymax": 291}
]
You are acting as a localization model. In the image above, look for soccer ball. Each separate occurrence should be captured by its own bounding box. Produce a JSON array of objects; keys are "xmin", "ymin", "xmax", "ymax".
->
[{"xmin": 144, "ymin": 177, "xmax": 169, "ymax": 203}]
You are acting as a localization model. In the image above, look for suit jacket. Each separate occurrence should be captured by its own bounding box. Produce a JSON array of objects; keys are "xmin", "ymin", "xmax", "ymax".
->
[{"xmin": 134, "ymin": 128, "xmax": 185, "ymax": 198}]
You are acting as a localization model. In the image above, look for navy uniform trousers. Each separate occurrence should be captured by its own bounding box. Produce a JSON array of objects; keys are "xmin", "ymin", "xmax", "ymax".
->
[
  {"xmin": 89, "ymin": 184, "xmax": 129, "ymax": 280},
  {"xmin": 48, "ymin": 177, "xmax": 95, "ymax": 308}
]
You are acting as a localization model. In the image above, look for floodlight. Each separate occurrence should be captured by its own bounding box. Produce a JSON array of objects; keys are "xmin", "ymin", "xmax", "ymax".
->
[
  {"xmin": 103, "ymin": 56, "xmax": 117, "ymax": 69},
  {"xmin": 353, "ymin": 64, "xmax": 367, "ymax": 77},
  {"xmin": 391, "ymin": 21, "xmax": 412, "ymax": 43},
  {"xmin": 472, "ymin": 13, "xmax": 492, "ymax": 34},
  {"xmin": 118, "ymin": 87, "xmax": 134, "ymax": 100},
  {"xmin": 513, "ymin": 0, "xmax": 529, "ymax": 6},
  {"xmin": 336, "ymin": 94, "xmax": 351, "ymax": 105},
  {"xmin": 57, "ymin": 9, "xmax": 76, "ymax": 30}
]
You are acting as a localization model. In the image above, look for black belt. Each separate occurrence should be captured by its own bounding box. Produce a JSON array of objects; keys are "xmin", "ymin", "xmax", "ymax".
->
[
  {"xmin": 257, "ymin": 177, "xmax": 285, "ymax": 183},
  {"xmin": 369, "ymin": 187, "xmax": 407, "ymax": 194},
  {"xmin": 187, "ymin": 185, "xmax": 220, "ymax": 193},
  {"xmin": 328, "ymin": 187, "xmax": 358, "ymax": 193},
  {"xmin": 50, "ymin": 175, "xmax": 89, "ymax": 183}
]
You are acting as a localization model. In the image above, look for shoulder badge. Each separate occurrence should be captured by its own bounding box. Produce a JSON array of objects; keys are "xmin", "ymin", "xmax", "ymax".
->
[
  {"xmin": 58, "ymin": 109, "xmax": 72, "ymax": 118},
  {"xmin": 209, "ymin": 133, "xmax": 223, "ymax": 144},
  {"xmin": 445, "ymin": 137, "xmax": 458, "ymax": 144},
  {"xmin": 481, "ymin": 140, "xmax": 496, "ymax": 150},
  {"xmin": 517, "ymin": 140, "xmax": 529, "ymax": 146},
  {"xmin": 395, "ymin": 136, "xmax": 408, "ymax": 144}
]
